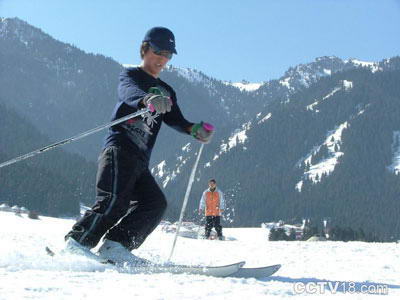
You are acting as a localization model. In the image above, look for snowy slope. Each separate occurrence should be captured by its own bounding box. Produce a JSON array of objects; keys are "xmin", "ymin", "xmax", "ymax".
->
[
  {"xmin": 387, "ymin": 131, "xmax": 400, "ymax": 175},
  {"xmin": 0, "ymin": 211, "xmax": 399, "ymax": 299},
  {"xmin": 228, "ymin": 81, "xmax": 263, "ymax": 92}
]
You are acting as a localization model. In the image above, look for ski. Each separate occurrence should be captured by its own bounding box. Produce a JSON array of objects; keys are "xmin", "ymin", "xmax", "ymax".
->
[
  {"xmin": 45, "ymin": 246, "xmax": 244, "ymax": 277},
  {"xmin": 127, "ymin": 261, "xmax": 245, "ymax": 277},
  {"xmin": 231, "ymin": 264, "xmax": 281, "ymax": 278}
]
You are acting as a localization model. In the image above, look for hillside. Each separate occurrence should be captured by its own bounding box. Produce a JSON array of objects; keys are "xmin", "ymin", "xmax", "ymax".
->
[
  {"xmin": 0, "ymin": 101, "xmax": 96, "ymax": 215},
  {"xmin": 1, "ymin": 17, "xmax": 399, "ymax": 240}
]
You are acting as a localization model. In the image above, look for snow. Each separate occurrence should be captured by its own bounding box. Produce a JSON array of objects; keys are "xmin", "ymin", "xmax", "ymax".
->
[
  {"xmin": 348, "ymin": 59, "xmax": 380, "ymax": 73},
  {"xmin": 306, "ymin": 86, "xmax": 341, "ymax": 112},
  {"xmin": 0, "ymin": 211, "xmax": 399, "ymax": 299},
  {"xmin": 296, "ymin": 122, "xmax": 348, "ymax": 191},
  {"xmin": 306, "ymin": 101, "xmax": 319, "ymax": 112},
  {"xmin": 323, "ymin": 69, "xmax": 332, "ymax": 76},
  {"xmin": 322, "ymin": 86, "xmax": 342, "ymax": 101},
  {"xmin": 257, "ymin": 113, "xmax": 272, "ymax": 124},
  {"xmin": 306, "ymin": 81, "xmax": 352, "ymax": 112},
  {"xmin": 279, "ymin": 77, "xmax": 292, "ymax": 90},
  {"xmin": 182, "ymin": 143, "xmax": 191, "ymax": 152},
  {"xmin": 152, "ymin": 144, "xmax": 193, "ymax": 188},
  {"xmin": 230, "ymin": 82, "xmax": 262, "ymax": 92},
  {"xmin": 219, "ymin": 122, "xmax": 251, "ymax": 154},
  {"xmin": 122, "ymin": 64, "xmax": 140, "ymax": 68},
  {"xmin": 342, "ymin": 80, "xmax": 353, "ymax": 90},
  {"xmin": 153, "ymin": 160, "xmax": 166, "ymax": 178},
  {"xmin": 387, "ymin": 131, "xmax": 400, "ymax": 175},
  {"xmin": 174, "ymin": 67, "xmax": 206, "ymax": 84}
]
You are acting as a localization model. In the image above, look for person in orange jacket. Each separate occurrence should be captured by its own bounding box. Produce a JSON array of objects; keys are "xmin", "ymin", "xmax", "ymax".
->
[{"xmin": 198, "ymin": 179, "xmax": 225, "ymax": 240}]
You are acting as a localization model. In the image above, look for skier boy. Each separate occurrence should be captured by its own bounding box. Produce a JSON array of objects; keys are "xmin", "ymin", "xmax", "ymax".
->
[
  {"xmin": 199, "ymin": 179, "xmax": 225, "ymax": 240},
  {"xmin": 64, "ymin": 27, "xmax": 214, "ymax": 264}
]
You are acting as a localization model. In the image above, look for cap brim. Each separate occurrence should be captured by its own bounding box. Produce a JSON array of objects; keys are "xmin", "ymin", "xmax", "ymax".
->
[{"xmin": 149, "ymin": 41, "xmax": 177, "ymax": 54}]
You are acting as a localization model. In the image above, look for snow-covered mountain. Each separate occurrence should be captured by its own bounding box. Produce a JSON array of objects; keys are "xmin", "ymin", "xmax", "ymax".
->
[
  {"xmin": 1, "ymin": 17, "xmax": 400, "ymax": 240},
  {"xmin": 153, "ymin": 57, "xmax": 400, "ymax": 240},
  {"xmin": 0, "ymin": 211, "xmax": 398, "ymax": 299},
  {"xmin": 274, "ymin": 56, "xmax": 382, "ymax": 93},
  {"xmin": 0, "ymin": 17, "xmax": 122, "ymax": 161}
]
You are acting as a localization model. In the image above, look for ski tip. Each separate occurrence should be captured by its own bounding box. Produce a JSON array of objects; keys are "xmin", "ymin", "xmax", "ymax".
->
[{"xmin": 271, "ymin": 264, "xmax": 282, "ymax": 272}]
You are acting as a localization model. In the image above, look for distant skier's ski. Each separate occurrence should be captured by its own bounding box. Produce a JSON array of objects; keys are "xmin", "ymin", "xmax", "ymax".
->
[
  {"xmin": 231, "ymin": 264, "xmax": 281, "ymax": 278},
  {"xmin": 45, "ymin": 246, "xmax": 244, "ymax": 277}
]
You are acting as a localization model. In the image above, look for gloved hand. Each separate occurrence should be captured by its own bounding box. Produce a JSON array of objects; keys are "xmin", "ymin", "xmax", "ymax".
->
[
  {"xmin": 143, "ymin": 93, "xmax": 172, "ymax": 114},
  {"xmin": 191, "ymin": 121, "xmax": 215, "ymax": 144}
]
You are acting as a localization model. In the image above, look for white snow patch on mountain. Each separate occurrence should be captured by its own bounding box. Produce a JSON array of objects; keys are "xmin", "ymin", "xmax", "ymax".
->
[
  {"xmin": 279, "ymin": 77, "xmax": 293, "ymax": 90},
  {"xmin": 342, "ymin": 80, "xmax": 353, "ymax": 90},
  {"xmin": 174, "ymin": 67, "xmax": 205, "ymax": 84},
  {"xmin": 323, "ymin": 69, "xmax": 332, "ymax": 75},
  {"xmin": 152, "ymin": 160, "xmax": 166, "ymax": 178},
  {"xmin": 257, "ymin": 113, "xmax": 272, "ymax": 124},
  {"xmin": 211, "ymin": 122, "xmax": 252, "ymax": 164},
  {"xmin": 152, "ymin": 153, "xmax": 192, "ymax": 188},
  {"xmin": 306, "ymin": 81, "xmax": 353, "ymax": 112},
  {"xmin": 166, "ymin": 66, "xmax": 224, "ymax": 100},
  {"xmin": 306, "ymin": 101, "xmax": 319, "ymax": 112},
  {"xmin": 122, "ymin": 64, "xmax": 140, "ymax": 68},
  {"xmin": 230, "ymin": 82, "xmax": 263, "ymax": 92},
  {"xmin": 182, "ymin": 143, "xmax": 191, "ymax": 152},
  {"xmin": 306, "ymin": 86, "xmax": 341, "ymax": 112},
  {"xmin": 220, "ymin": 122, "xmax": 251, "ymax": 153},
  {"xmin": 322, "ymin": 86, "xmax": 342, "ymax": 100},
  {"xmin": 296, "ymin": 122, "xmax": 348, "ymax": 192},
  {"xmin": 347, "ymin": 59, "xmax": 381, "ymax": 73},
  {"xmin": 387, "ymin": 131, "xmax": 400, "ymax": 175}
]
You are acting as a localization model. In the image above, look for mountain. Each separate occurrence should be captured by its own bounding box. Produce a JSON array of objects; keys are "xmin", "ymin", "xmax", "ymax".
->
[
  {"xmin": 0, "ymin": 17, "xmax": 122, "ymax": 161},
  {"xmin": 0, "ymin": 100, "xmax": 96, "ymax": 216},
  {"xmin": 1, "ymin": 17, "xmax": 399, "ymax": 239},
  {"xmin": 156, "ymin": 59, "xmax": 400, "ymax": 240}
]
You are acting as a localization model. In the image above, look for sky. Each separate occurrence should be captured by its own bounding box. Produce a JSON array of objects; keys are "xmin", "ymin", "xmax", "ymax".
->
[{"xmin": 1, "ymin": 0, "xmax": 400, "ymax": 82}]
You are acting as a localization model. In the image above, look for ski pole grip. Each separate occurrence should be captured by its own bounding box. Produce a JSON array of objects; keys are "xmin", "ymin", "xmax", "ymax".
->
[{"xmin": 203, "ymin": 122, "xmax": 214, "ymax": 132}]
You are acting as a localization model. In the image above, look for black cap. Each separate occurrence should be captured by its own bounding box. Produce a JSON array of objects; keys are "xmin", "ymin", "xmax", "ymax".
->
[{"xmin": 143, "ymin": 27, "xmax": 177, "ymax": 54}]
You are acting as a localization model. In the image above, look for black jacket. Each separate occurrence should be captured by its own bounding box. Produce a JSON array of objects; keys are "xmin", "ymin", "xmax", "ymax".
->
[{"xmin": 104, "ymin": 67, "xmax": 193, "ymax": 162}]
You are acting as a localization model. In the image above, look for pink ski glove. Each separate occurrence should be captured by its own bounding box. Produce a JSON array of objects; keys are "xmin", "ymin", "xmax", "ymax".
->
[{"xmin": 191, "ymin": 122, "xmax": 215, "ymax": 144}]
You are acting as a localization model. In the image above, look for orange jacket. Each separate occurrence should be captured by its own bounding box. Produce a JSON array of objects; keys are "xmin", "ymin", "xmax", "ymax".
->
[{"xmin": 199, "ymin": 188, "xmax": 225, "ymax": 216}]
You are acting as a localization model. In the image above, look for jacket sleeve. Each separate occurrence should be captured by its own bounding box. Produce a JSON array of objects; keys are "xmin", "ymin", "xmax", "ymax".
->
[
  {"xmin": 118, "ymin": 71, "xmax": 147, "ymax": 109},
  {"xmin": 199, "ymin": 191, "xmax": 206, "ymax": 210},
  {"xmin": 218, "ymin": 190, "xmax": 225, "ymax": 210},
  {"xmin": 163, "ymin": 90, "xmax": 194, "ymax": 134}
]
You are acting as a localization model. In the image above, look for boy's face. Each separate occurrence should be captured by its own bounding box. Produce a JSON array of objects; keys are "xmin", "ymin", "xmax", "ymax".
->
[
  {"xmin": 209, "ymin": 181, "xmax": 216, "ymax": 189},
  {"xmin": 142, "ymin": 47, "xmax": 171, "ymax": 77}
]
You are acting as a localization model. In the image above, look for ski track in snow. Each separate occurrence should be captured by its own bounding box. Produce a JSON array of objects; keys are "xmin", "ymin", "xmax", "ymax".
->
[{"xmin": 0, "ymin": 211, "xmax": 399, "ymax": 299}]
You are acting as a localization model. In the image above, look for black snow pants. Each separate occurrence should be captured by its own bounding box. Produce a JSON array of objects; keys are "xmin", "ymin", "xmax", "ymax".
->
[
  {"xmin": 205, "ymin": 216, "xmax": 223, "ymax": 238},
  {"xmin": 65, "ymin": 146, "xmax": 167, "ymax": 250}
]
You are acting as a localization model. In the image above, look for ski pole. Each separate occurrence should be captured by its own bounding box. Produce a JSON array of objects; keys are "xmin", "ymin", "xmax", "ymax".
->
[
  {"xmin": 168, "ymin": 143, "xmax": 204, "ymax": 261},
  {"xmin": 0, "ymin": 108, "xmax": 149, "ymax": 169}
]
